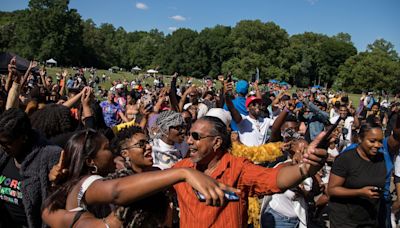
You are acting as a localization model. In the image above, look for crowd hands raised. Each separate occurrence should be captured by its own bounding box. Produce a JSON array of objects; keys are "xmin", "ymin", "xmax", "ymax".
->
[{"xmin": 0, "ymin": 57, "xmax": 400, "ymax": 228}]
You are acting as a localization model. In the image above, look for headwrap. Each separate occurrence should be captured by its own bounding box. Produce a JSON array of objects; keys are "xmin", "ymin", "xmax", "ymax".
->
[{"xmin": 154, "ymin": 110, "xmax": 184, "ymax": 139}]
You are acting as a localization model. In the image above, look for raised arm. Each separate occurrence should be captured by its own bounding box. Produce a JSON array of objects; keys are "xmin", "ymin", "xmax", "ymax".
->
[
  {"xmin": 85, "ymin": 168, "xmax": 238, "ymax": 207},
  {"xmin": 178, "ymin": 86, "xmax": 195, "ymax": 112},
  {"xmin": 254, "ymin": 80, "xmax": 262, "ymax": 99},
  {"xmin": 169, "ymin": 73, "xmax": 179, "ymax": 112},
  {"xmin": 224, "ymin": 80, "xmax": 242, "ymax": 124},
  {"xmin": 269, "ymin": 107, "xmax": 290, "ymax": 142},
  {"xmin": 276, "ymin": 132, "xmax": 328, "ymax": 190},
  {"xmin": 63, "ymin": 88, "xmax": 84, "ymax": 108},
  {"xmin": 5, "ymin": 57, "xmax": 16, "ymax": 92},
  {"xmin": 153, "ymin": 87, "xmax": 168, "ymax": 113},
  {"xmin": 21, "ymin": 60, "xmax": 37, "ymax": 88}
]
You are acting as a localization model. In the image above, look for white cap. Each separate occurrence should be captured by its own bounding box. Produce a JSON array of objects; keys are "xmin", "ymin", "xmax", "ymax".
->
[
  {"xmin": 116, "ymin": 84, "xmax": 124, "ymax": 89},
  {"xmin": 205, "ymin": 108, "xmax": 232, "ymax": 127}
]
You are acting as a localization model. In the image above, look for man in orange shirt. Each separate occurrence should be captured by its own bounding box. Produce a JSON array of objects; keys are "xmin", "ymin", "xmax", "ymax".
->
[{"xmin": 173, "ymin": 116, "xmax": 328, "ymax": 228}]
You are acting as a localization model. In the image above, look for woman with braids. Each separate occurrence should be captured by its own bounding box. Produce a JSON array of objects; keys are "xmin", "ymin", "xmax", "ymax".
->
[
  {"xmin": 42, "ymin": 128, "xmax": 238, "ymax": 228},
  {"xmin": 0, "ymin": 108, "xmax": 62, "ymax": 228}
]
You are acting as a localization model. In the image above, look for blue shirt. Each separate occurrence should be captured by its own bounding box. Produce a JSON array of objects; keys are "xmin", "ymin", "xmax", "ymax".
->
[
  {"xmin": 224, "ymin": 96, "xmax": 248, "ymax": 131},
  {"xmin": 66, "ymin": 79, "xmax": 74, "ymax": 89}
]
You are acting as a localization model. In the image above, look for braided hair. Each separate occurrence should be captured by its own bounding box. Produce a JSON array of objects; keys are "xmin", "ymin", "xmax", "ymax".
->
[{"xmin": 104, "ymin": 168, "xmax": 169, "ymax": 228}]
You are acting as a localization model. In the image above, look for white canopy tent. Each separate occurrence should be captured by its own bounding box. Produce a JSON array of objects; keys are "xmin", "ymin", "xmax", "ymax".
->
[
  {"xmin": 147, "ymin": 69, "xmax": 158, "ymax": 73},
  {"xmin": 147, "ymin": 69, "xmax": 158, "ymax": 76},
  {"xmin": 46, "ymin": 58, "xmax": 57, "ymax": 67},
  {"xmin": 132, "ymin": 66, "xmax": 141, "ymax": 71}
]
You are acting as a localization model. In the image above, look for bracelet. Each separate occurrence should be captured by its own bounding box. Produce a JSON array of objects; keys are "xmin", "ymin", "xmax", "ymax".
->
[{"xmin": 299, "ymin": 163, "xmax": 309, "ymax": 179}]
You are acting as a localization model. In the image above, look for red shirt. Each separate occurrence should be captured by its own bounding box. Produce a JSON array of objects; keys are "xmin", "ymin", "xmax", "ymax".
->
[{"xmin": 173, "ymin": 153, "xmax": 283, "ymax": 228}]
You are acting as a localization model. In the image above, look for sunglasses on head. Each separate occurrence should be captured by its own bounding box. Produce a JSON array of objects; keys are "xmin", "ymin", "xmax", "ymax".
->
[{"xmin": 190, "ymin": 132, "xmax": 217, "ymax": 141}]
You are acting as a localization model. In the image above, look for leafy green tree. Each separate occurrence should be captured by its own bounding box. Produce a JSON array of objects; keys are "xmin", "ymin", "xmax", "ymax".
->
[
  {"xmin": 154, "ymin": 28, "xmax": 199, "ymax": 76},
  {"xmin": 128, "ymin": 29, "xmax": 165, "ymax": 70},
  {"xmin": 9, "ymin": 0, "xmax": 83, "ymax": 65},
  {"xmin": 335, "ymin": 39, "xmax": 400, "ymax": 93},
  {"xmin": 226, "ymin": 20, "xmax": 289, "ymax": 80},
  {"xmin": 367, "ymin": 38, "xmax": 399, "ymax": 61},
  {"xmin": 194, "ymin": 25, "xmax": 233, "ymax": 77}
]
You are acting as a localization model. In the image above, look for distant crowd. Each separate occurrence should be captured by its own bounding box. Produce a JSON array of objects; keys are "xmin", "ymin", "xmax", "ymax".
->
[{"xmin": 1, "ymin": 57, "xmax": 400, "ymax": 228}]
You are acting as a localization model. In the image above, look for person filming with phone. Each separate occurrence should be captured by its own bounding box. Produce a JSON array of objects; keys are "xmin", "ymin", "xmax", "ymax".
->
[{"xmin": 328, "ymin": 117, "xmax": 400, "ymax": 227}]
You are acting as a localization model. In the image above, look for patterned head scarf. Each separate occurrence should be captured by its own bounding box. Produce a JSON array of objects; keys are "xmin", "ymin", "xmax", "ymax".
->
[{"xmin": 154, "ymin": 110, "xmax": 184, "ymax": 139}]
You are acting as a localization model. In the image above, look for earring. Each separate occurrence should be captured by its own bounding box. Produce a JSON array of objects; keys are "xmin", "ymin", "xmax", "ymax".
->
[
  {"xmin": 91, "ymin": 164, "xmax": 98, "ymax": 174},
  {"xmin": 125, "ymin": 156, "xmax": 131, "ymax": 167}
]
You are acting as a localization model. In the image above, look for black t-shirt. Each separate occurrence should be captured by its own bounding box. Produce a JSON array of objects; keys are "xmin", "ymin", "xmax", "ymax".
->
[
  {"xmin": 329, "ymin": 148, "xmax": 386, "ymax": 228},
  {"xmin": 0, "ymin": 158, "xmax": 27, "ymax": 226}
]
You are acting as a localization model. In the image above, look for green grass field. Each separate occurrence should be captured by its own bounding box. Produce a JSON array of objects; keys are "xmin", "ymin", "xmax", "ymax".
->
[{"xmin": 45, "ymin": 67, "xmax": 362, "ymax": 107}]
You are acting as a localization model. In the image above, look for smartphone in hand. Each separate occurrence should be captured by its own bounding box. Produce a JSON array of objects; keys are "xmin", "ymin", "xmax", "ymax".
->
[{"xmin": 194, "ymin": 189, "xmax": 239, "ymax": 202}]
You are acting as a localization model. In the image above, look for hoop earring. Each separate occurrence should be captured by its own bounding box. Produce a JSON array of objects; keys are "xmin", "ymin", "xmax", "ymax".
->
[{"xmin": 91, "ymin": 164, "xmax": 98, "ymax": 174}]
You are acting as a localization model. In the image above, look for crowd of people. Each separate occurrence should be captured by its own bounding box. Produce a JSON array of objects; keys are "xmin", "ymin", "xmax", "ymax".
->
[{"xmin": 0, "ymin": 56, "xmax": 400, "ymax": 228}]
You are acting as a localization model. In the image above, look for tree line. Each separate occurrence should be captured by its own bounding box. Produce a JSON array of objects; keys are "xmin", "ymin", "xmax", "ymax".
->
[{"xmin": 1, "ymin": 0, "xmax": 399, "ymax": 93}]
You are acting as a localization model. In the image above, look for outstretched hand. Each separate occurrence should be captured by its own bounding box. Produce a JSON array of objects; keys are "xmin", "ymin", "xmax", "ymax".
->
[
  {"xmin": 183, "ymin": 168, "xmax": 240, "ymax": 207},
  {"xmin": 8, "ymin": 57, "xmax": 17, "ymax": 74},
  {"xmin": 81, "ymin": 87, "xmax": 93, "ymax": 106},
  {"xmin": 302, "ymin": 132, "xmax": 328, "ymax": 176},
  {"xmin": 49, "ymin": 150, "xmax": 69, "ymax": 185}
]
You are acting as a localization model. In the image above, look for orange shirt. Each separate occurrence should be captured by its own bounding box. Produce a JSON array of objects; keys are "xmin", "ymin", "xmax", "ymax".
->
[{"xmin": 173, "ymin": 153, "xmax": 283, "ymax": 228}]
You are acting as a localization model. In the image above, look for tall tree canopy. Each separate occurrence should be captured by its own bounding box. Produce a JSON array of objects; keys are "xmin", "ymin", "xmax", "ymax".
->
[{"xmin": 1, "ymin": 0, "xmax": 399, "ymax": 92}]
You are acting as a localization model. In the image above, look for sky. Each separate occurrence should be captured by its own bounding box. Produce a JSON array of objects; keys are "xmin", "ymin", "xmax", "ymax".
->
[{"xmin": 1, "ymin": 0, "xmax": 399, "ymax": 52}]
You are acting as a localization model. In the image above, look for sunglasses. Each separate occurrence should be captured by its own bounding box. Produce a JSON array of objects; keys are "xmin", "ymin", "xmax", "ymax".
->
[
  {"xmin": 170, "ymin": 125, "xmax": 185, "ymax": 132},
  {"xmin": 122, "ymin": 139, "xmax": 151, "ymax": 150},
  {"xmin": 190, "ymin": 132, "xmax": 217, "ymax": 141}
]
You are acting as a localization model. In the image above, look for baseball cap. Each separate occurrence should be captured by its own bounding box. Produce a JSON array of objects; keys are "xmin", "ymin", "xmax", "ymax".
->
[
  {"xmin": 236, "ymin": 80, "xmax": 249, "ymax": 95},
  {"xmin": 205, "ymin": 108, "xmax": 232, "ymax": 126},
  {"xmin": 116, "ymin": 84, "xmax": 124, "ymax": 89},
  {"xmin": 245, "ymin": 96, "xmax": 262, "ymax": 108}
]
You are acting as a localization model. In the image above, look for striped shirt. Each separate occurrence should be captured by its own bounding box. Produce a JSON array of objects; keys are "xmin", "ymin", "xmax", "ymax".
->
[{"xmin": 173, "ymin": 153, "xmax": 283, "ymax": 228}]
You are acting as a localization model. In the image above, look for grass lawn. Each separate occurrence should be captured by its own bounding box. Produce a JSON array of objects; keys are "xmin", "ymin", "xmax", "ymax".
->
[{"xmin": 45, "ymin": 67, "xmax": 363, "ymax": 107}]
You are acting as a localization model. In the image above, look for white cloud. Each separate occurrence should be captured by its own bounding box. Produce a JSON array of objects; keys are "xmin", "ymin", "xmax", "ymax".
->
[
  {"xmin": 168, "ymin": 27, "xmax": 178, "ymax": 31},
  {"xmin": 136, "ymin": 2, "xmax": 148, "ymax": 10},
  {"xmin": 306, "ymin": 0, "xmax": 319, "ymax": 5},
  {"xmin": 170, "ymin": 15, "xmax": 186, "ymax": 21}
]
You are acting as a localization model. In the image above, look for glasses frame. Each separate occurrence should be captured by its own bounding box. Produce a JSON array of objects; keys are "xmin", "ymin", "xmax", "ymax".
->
[
  {"xmin": 121, "ymin": 139, "xmax": 151, "ymax": 151},
  {"xmin": 190, "ymin": 132, "xmax": 217, "ymax": 141}
]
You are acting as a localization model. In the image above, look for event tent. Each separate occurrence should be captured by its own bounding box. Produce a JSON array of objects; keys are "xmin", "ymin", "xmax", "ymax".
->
[
  {"xmin": 132, "ymin": 66, "xmax": 141, "ymax": 71},
  {"xmin": 147, "ymin": 69, "xmax": 158, "ymax": 74},
  {"xmin": 46, "ymin": 58, "xmax": 57, "ymax": 67}
]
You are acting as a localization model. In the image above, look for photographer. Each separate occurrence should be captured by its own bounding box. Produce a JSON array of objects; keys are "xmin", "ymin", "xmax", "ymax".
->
[{"xmin": 329, "ymin": 104, "xmax": 360, "ymax": 149}]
